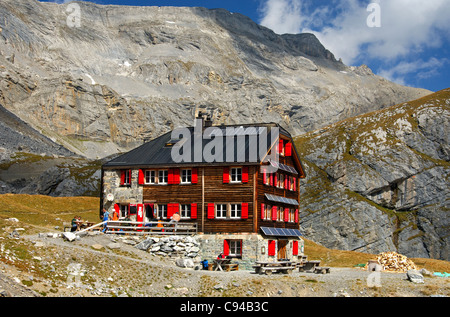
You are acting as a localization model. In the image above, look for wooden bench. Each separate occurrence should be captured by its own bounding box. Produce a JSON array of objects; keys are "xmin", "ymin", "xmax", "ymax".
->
[
  {"xmin": 299, "ymin": 260, "xmax": 321, "ymax": 272},
  {"xmin": 223, "ymin": 263, "xmax": 239, "ymax": 272},
  {"xmin": 314, "ymin": 266, "xmax": 331, "ymax": 274},
  {"xmin": 253, "ymin": 264, "xmax": 296, "ymax": 275}
]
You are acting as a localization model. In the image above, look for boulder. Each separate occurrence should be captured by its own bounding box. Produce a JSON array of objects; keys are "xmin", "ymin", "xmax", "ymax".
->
[
  {"xmin": 406, "ymin": 270, "xmax": 424, "ymax": 283},
  {"xmin": 175, "ymin": 258, "xmax": 195, "ymax": 268}
]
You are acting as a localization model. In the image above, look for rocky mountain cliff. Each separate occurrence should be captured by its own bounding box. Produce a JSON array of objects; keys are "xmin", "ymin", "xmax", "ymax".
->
[
  {"xmin": 1, "ymin": 1, "xmax": 447, "ymax": 260},
  {"xmin": 0, "ymin": 0, "xmax": 430, "ymax": 159},
  {"xmin": 296, "ymin": 89, "xmax": 449, "ymax": 261}
]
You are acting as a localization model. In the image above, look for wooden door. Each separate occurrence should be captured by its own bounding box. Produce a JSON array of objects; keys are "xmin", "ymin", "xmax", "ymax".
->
[{"xmin": 277, "ymin": 240, "xmax": 287, "ymax": 260}]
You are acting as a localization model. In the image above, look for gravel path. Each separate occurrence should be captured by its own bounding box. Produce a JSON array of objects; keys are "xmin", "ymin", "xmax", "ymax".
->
[{"xmin": 1, "ymin": 232, "xmax": 449, "ymax": 297}]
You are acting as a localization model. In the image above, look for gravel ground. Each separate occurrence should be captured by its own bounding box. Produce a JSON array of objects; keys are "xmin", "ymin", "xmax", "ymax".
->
[{"xmin": 1, "ymin": 232, "xmax": 449, "ymax": 298}]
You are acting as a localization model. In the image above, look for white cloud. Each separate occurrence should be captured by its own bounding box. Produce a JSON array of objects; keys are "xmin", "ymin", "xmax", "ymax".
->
[
  {"xmin": 378, "ymin": 57, "xmax": 448, "ymax": 86},
  {"xmin": 259, "ymin": 0, "xmax": 450, "ymax": 64},
  {"xmin": 259, "ymin": 0, "xmax": 304, "ymax": 34}
]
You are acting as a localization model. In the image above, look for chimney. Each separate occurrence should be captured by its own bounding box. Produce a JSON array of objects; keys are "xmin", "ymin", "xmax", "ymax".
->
[{"xmin": 195, "ymin": 110, "xmax": 213, "ymax": 130}]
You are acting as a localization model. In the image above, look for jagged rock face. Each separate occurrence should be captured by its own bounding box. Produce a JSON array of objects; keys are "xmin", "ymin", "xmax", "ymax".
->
[
  {"xmin": 296, "ymin": 89, "xmax": 450, "ymax": 260},
  {"xmin": 0, "ymin": 0, "xmax": 430, "ymax": 159}
]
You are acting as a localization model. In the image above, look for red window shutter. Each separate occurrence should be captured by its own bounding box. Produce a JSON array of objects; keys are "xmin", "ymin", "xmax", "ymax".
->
[
  {"xmin": 284, "ymin": 176, "xmax": 288, "ymax": 189},
  {"xmin": 263, "ymin": 170, "xmax": 267, "ymax": 184},
  {"xmin": 223, "ymin": 167, "xmax": 229, "ymax": 183},
  {"xmin": 293, "ymin": 241, "xmax": 299, "ymax": 255},
  {"xmin": 207, "ymin": 203, "xmax": 215, "ymax": 219},
  {"xmin": 284, "ymin": 208, "xmax": 289, "ymax": 222},
  {"xmin": 278, "ymin": 139, "xmax": 284, "ymax": 153},
  {"xmin": 138, "ymin": 169, "xmax": 145, "ymax": 185},
  {"xmin": 242, "ymin": 166, "xmax": 249, "ymax": 183},
  {"xmin": 269, "ymin": 173, "xmax": 273, "ymax": 186},
  {"xmin": 285, "ymin": 142, "xmax": 292, "ymax": 156},
  {"xmin": 241, "ymin": 203, "xmax": 248, "ymax": 219},
  {"xmin": 295, "ymin": 209, "xmax": 299, "ymax": 223},
  {"xmin": 129, "ymin": 170, "xmax": 132, "ymax": 184},
  {"xmin": 167, "ymin": 204, "xmax": 174, "ymax": 219},
  {"xmin": 293, "ymin": 177, "xmax": 297, "ymax": 191},
  {"xmin": 168, "ymin": 169, "xmax": 174, "ymax": 184},
  {"xmin": 274, "ymin": 173, "xmax": 277, "ymax": 187},
  {"xmin": 120, "ymin": 170, "xmax": 125, "ymax": 185},
  {"xmin": 268, "ymin": 240, "xmax": 276, "ymax": 256},
  {"xmin": 174, "ymin": 168, "xmax": 180, "ymax": 184},
  {"xmin": 261, "ymin": 203, "xmax": 265, "ymax": 220},
  {"xmin": 272, "ymin": 206, "xmax": 277, "ymax": 221},
  {"xmin": 191, "ymin": 168, "xmax": 198, "ymax": 184},
  {"xmin": 114, "ymin": 204, "xmax": 120, "ymax": 214},
  {"xmin": 191, "ymin": 203, "xmax": 197, "ymax": 219},
  {"xmin": 223, "ymin": 240, "xmax": 230, "ymax": 256}
]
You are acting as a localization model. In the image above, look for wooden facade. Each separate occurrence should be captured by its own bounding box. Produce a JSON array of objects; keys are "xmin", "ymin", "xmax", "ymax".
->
[{"xmin": 101, "ymin": 121, "xmax": 306, "ymax": 263}]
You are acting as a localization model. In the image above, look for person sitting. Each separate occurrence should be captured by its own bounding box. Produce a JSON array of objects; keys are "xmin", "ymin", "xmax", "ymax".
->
[{"xmin": 71, "ymin": 216, "xmax": 78, "ymax": 232}]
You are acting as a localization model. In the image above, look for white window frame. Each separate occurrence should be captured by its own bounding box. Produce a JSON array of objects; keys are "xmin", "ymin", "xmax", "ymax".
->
[
  {"xmin": 123, "ymin": 170, "xmax": 131, "ymax": 185},
  {"xmin": 180, "ymin": 204, "xmax": 191, "ymax": 219},
  {"xmin": 230, "ymin": 203, "xmax": 241, "ymax": 219},
  {"xmin": 181, "ymin": 169, "xmax": 192, "ymax": 184},
  {"xmin": 230, "ymin": 167, "xmax": 242, "ymax": 183},
  {"xmin": 278, "ymin": 173, "xmax": 284, "ymax": 189},
  {"xmin": 158, "ymin": 170, "xmax": 168, "ymax": 185},
  {"xmin": 229, "ymin": 239, "xmax": 242, "ymax": 257},
  {"xmin": 216, "ymin": 204, "xmax": 227, "ymax": 219},
  {"xmin": 277, "ymin": 206, "xmax": 284, "ymax": 222},
  {"xmin": 145, "ymin": 170, "xmax": 156, "ymax": 184},
  {"xmin": 263, "ymin": 204, "xmax": 271, "ymax": 221},
  {"xmin": 157, "ymin": 204, "xmax": 167, "ymax": 219}
]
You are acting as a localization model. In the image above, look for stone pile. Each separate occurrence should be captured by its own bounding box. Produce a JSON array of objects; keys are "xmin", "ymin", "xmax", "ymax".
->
[
  {"xmin": 376, "ymin": 251, "xmax": 417, "ymax": 273},
  {"xmin": 134, "ymin": 236, "xmax": 200, "ymax": 259}
]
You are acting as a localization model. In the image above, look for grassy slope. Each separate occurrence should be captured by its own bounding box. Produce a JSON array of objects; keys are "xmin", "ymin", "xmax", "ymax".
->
[{"xmin": 0, "ymin": 194, "xmax": 449, "ymax": 273}]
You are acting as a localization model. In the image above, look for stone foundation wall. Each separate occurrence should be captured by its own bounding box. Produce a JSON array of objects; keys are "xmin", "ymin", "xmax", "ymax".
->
[
  {"xmin": 102, "ymin": 169, "xmax": 143, "ymax": 218},
  {"xmin": 196, "ymin": 233, "xmax": 304, "ymax": 270}
]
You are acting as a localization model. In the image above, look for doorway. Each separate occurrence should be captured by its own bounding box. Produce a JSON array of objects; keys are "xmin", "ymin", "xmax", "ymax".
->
[{"xmin": 277, "ymin": 240, "xmax": 287, "ymax": 260}]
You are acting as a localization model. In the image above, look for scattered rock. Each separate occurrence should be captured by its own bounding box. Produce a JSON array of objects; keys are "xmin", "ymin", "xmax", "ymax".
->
[
  {"xmin": 91, "ymin": 244, "xmax": 104, "ymax": 250},
  {"xmin": 407, "ymin": 270, "xmax": 424, "ymax": 284},
  {"xmin": 175, "ymin": 258, "xmax": 194, "ymax": 268}
]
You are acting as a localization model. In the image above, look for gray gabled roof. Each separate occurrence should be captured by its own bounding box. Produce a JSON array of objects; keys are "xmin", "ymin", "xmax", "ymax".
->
[{"xmin": 103, "ymin": 122, "xmax": 304, "ymax": 175}]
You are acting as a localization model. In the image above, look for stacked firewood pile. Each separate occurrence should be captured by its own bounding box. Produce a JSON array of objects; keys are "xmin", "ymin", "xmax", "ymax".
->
[{"xmin": 376, "ymin": 251, "xmax": 417, "ymax": 272}]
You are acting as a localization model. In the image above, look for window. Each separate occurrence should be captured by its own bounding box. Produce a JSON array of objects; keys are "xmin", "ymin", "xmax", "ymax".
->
[
  {"xmin": 278, "ymin": 173, "xmax": 284, "ymax": 189},
  {"xmin": 229, "ymin": 240, "xmax": 242, "ymax": 257},
  {"xmin": 230, "ymin": 167, "xmax": 242, "ymax": 183},
  {"xmin": 277, "ymin": 207, "xmax": 284, "ymax": 222},
  {"xmin": 216, "ymin": 204, "xmax": 227, "ymax": 219},
  {"xmin": 289, "ymin": 208, "xmax": 295, "ymax": 223},
  {"xmin": 120, "ymin": 204, "xmax": 129, "ymax": 218},
  {"xmin": 120, "ymin": 170, "xmax": 131, "ymax": 186},
  {"xmin": 145, "ymin": 170, "xmax": 156, "ymax": 184},
  {"xmin": 158, "ymin": 170, "xmax": 168, "ymax": 184},
  {"xmin": 264, "ymin": 204, "xmax": 271, "ymax": 220},
  {"xmin": 230, "ymin": 204, "xmax": 241, "ymax": 219},
  {"xmin": 156, "ymin": 204, "xmax": 167, "ymax": 219},
  {"xmin": 181, "ymin": 169, "xmax": 192, "ymax": 184},
  {"xmin": 180, "ymin": 204, "xmax": 191, "ymax": 219}
]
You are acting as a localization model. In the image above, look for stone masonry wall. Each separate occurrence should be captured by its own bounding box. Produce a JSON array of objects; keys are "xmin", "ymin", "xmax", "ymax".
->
[{"xmin": 102, "ymin": 169, "xmax": 143, "ymax": 219}]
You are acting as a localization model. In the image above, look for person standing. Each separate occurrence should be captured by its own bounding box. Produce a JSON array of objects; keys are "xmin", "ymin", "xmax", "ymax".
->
[{"xmin": 102, "ymin": 209, "xmax": 110, "ymax": 233}]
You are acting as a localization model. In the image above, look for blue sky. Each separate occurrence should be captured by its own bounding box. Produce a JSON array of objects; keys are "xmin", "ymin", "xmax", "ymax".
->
[{"xmin": 40, "ymin": 0, "xmax": 450, "ymax": 92}]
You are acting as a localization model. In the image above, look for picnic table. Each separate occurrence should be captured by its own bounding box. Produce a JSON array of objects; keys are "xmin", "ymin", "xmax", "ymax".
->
[{"xmin": 253, "ymin": 260, "xmax": 297, "ymax": 275}]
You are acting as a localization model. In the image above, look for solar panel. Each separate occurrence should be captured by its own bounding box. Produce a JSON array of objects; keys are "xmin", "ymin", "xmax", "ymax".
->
[
  {"xmin": 269, "ymin": 159, "xmax": 299, "ymax": 175},
  {"xmin": 264, "ymin": 194, "xmax": 299, "ymax": 206},
  {"xmin": 260, "ymin": 227, "xmax": 302, "ymax": 237}
]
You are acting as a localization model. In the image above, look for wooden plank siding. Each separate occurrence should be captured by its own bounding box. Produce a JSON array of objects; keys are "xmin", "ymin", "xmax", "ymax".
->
[
  {"xmin": 256, "ymin": 153, "xmax": 300, "ymax": 232},
  {"xmin": 141, "ymin": 158, "xmax": 300, "ymax": 234}
]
